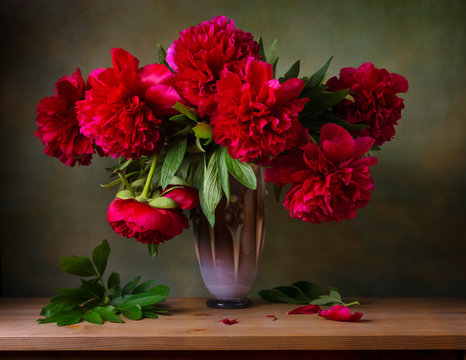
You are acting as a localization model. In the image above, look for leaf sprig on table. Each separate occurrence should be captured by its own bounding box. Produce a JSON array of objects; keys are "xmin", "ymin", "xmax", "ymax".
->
[
  {"xmin": 38, "ymin": 240, "xmax": 169, "ymax": 326},
  {"xmin": 258, "ymin": 281, "xmax": 359, "ymax": 307}
]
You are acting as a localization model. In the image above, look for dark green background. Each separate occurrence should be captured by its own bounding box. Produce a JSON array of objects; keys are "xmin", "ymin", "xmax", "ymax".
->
[{"xmin": 1, "ymin": 0, "xmax": 465, "ymax": 298}]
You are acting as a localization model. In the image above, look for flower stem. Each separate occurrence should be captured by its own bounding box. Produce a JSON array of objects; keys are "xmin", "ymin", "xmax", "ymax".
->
[
  {"xmin": 344, "ymin": 301, "xmax": 359, "ymax": 307},
  {"xmin": 141, "ymin": 155, "xmax": 158, "ymax": 200},
  {"xmin": 115, "ymin": 170, "xmax": 134, "ymax": 194}
]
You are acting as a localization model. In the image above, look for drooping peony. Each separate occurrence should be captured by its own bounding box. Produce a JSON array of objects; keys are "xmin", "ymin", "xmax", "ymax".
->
[
  {"xmin": 77, "ymin": 48, "xmax": 181, "ymax": 160},
  {"xmin": 35, "ymin": 69, "xmax": 94, "ymax": 166},
  {"xmin": 107, "ymin": 198, "xmax": 189, "ymax": 244},
  {"xmin": 326, "ymin": 62, "xmax": 408, "ymax": 146},
  {"xmin": 211, "ymin": 59, "xmax": 309, "ymax": 163},
  {"xmin": 166, "ymin": 16, "xmax": 260, "ymax": 116},
  {"xmin": 265, "ymin": 123, "xmax": 377, "ymax": 224}
]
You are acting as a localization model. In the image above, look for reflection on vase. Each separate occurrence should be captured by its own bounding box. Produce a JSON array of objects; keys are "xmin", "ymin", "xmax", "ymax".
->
[{"xmin": 193, "ymin": 166, "xmax": 265, "ymax": 309}]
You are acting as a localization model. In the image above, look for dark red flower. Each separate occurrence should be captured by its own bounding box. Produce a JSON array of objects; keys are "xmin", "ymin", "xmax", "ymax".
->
[
  {"xmin": 318, "ymin": 305, "xmax": 363, "ymax": 321},
  {"xmin": 35, "ymin": 69, "xmax": 94, "ymax": 166},
  {"xmin": 265, "ymin": 123, "xmax": 377, "ymax": 224},
  {"xmin": 77, "ymin": 48, "xmax": 181, "ymax": 160},
  {"xmin": 218, "ymin": 318, "xmax": 238, "ymax": 325},
  {"xmin": 166, "ymin": 16, "xmax": 260, "ymax": 116},
  {"xmin": 107, "ymin": 198, "xmax": 189, "ymax": 244},
  {"xmin": 286, "ymin": 305, "xmax": 321, "ymax": 315},
  {"xmin": 326, "ymin": 62, "xmax": 408, "ymax": 146},
  {"xmin": 211, "ymin": 59, "xmax": 309, "ymax": 163},
  {"xmin": 162, "ymin": 186, "xmax": 199, "ymax": 210}
]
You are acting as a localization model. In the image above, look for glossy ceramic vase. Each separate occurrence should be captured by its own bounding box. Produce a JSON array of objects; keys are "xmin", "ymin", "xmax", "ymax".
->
[{"xmin": 193, "ymin": 166, "xmax": 265, "ymax": 309}]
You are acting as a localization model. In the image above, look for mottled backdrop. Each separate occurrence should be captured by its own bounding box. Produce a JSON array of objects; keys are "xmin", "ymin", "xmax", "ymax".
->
[{"xmin": 1, "ymin": 0, "xmax": 465, "ymax": 297}]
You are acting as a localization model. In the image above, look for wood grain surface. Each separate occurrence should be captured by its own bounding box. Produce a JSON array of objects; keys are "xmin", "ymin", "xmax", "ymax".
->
[{"xmin": 0, "ymin": 298, "xmax": 465, "ymax": 351}]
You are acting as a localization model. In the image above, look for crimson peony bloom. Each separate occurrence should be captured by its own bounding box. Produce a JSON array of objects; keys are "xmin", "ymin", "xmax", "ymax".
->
[
  {"xmin": 286, "ymin": 305, "xmax": 321, "ymax": 315},
  {"xmin": 211, "ymin": 59, "xmax": 309, "ymax": 163},
  {"xmin": 35, "ymin": 69, "xmax": 94, "ymax": 166},
  {"xmin": 107, "ymin": 198, "xmax": 189, "ymax": 244},
  {"xmin": 265, "ymin": 123, "xmax": 377, "ymax": 224},
  {"xmin": 326, "ymin": 62, "xmax": 408, "ymax": 146},
  {"xmin": 166, "ymin": 16, "xmax": 260, "ymax": 116},
  {"xmin": 318, "ymin": 305, "xmax": 363, "ymax": 321},
  {"xmin": 77, "ymin": 48, "xmax": 181, "ymax": 160}
]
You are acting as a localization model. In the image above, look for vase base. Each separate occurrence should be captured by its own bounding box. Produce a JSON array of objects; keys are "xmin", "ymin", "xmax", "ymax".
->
[{"xmin": 206, "ymin": 298, "xmax": 252, "ymax": 309}]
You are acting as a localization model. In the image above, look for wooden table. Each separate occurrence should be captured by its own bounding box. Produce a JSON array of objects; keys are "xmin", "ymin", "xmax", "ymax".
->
[{"xmin": 0, "ymin": 298, "xmax": 465, "ymax": 359}]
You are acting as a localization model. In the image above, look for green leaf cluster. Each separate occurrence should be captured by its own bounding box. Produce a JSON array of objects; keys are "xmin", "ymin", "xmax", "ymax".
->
[
  {"xmin": 192, "ymin": 146, "xmax": 256, "ymax": 227},
  {"xmin": 258, "ymin": 281, "xmax": 359, "ymax": 307},
  {"xmin": 38, "ymin": 240, "xmax": 169, "ymax": 326}
]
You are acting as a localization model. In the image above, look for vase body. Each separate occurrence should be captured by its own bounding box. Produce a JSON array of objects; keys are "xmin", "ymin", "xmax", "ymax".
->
[{"xmin": 193, "ymin": 166, "xmax": 265, "ymax": 309}]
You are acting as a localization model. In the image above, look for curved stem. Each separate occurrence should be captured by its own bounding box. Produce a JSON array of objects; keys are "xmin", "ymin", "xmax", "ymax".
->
[
  {"xmin": 141, "ymin": 155, "xmax": 158, "ymax": 200},
  {"xmin": 115, "ymin": 170, "xmax": 134, "ymax": 194},
  {"xmin": 344, "ymin": 301, "xmax": 359, "ymax": 307}
]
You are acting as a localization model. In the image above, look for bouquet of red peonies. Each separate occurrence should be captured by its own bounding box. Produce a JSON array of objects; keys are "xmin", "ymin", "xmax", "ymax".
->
[{"xmin": 35, "ymin": 16, "xmax": 408, "ymax": 251}]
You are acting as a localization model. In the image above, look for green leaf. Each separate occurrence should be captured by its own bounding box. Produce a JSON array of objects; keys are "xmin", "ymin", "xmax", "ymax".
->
[
  {"xmin": 56, "ymin": 310, "xmax": 83, "ymax": 327},
  {"xmin": 92, "ymin": 239, "xmax": 110, "ymax": 276},
  {"xmin": 217, "ymin": 147, "xmax": 230, "ymax": 204},
  {"xmin": 203, "ymin": 151, "xmax": 222, "ymax": 215},
  {"xmin": 83, "ymin": 310, "xmax": 103, "ymax": 325},
  {"xmin": 193, "ymin": 156, "xmax": 216, "ymax": 227},
  {"xmin": 148, "ymin": 244, "xmax": 158, "ymax": 260},
  {"xmin": 148, "ymin": 196, "xmax": 178, "ymax": 209},
  {"xmin": 329, "ymin": 288, "xmax": 342, "ymax": 302},
  {"xmin": 307, "ymin": 56, "xmax": 333, "ymax": 88},
  {"xmin": 59, "ymin": 255, "xmax": 97, "ymax": 277},
  {"xmin": 310, "ymin": 295, "xmax": 342, "ymax": 306},
  {"xmin": 193, "ymin": 122, "xmax": 212, "ymax": 139},
  {"xmin": 120, "ymin": 305, "xmax": 142, "ymax": 320},
  {"xmin": 161, "ymin": 136, "xmax": 187, "ymax": 189},
  {"xmin": 258, "ymin": 289, "xmax": 304, "ymax": 305},
  {"xmin": 107, "ymin": 272, "xmax": 120, "ymax": 290},
  {"xmin": 40, "ymin": 300, "xmax": 77, "ymax": 317},
  {"xmin": 173, "ymin": 102, "xmax": 199, "ymax": 122},
  {"xmin": 169, "ymin": 114, "xmax": 190, "ymax": 124},
  {"xmin": 279, "ymin": 60, "xmax": 300, "ymax": 83},
  {"xmin": 94, "ymin": 306, "xmax": 124, "ymax": 323},
  {"xmin": 266, "ymin": 38, "xmax": 278, "ymax": 67},
  {"xmin": 117, "ymin": 285, "xmax": 169, "ymax": 308},
  {"xmin": 122, "ymin": 276, "xmax": 141, "ymax": 295},
  {"xmin": 133, "ymin": 280, "xmax": 158, "ymax": 294},
  {"xmin": 292, "ymin": 281, "xmax": 325, "ymax": 300},
  {"xmin": 257, "ymin": 36, "xmax": 266, "ymax": 61},
  {"xmin": 224, "ymin": 152, "xmax": 257, "ymax": 190},
  {"xmin": 157, "ymin": 43, "xmax": 169, "ymax": 67},
  {"xmin": 273, "ymin": 286, "xmax": 311, "ymax": 304},
  {"xmin": 143, "ymin": 311, "xmax": 159, "ymax": 319},
  {"xmin": 80, "ymin": 279, "xmax": 105, "ymax": 300}
]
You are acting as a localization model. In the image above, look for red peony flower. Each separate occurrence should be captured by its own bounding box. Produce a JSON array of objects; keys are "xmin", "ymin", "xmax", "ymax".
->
[
  {"xmin": 211, "ymin": 59, "xmax": 309, "ymax": 163},
  {"xmin": 162, "ymin": 186, "xmax": 199, "ymax": 210},
  {"xmin": 286, "ymin": 305, "xmax": 321, "ymax": 315},
  {"xmin": 265, "ymin": 123, "xmax": 377, "ymax": 224},
  {"xmin": 77, "ymin": 48, "xmax": 181, "ymax": 160},
  {"xmin": 107, "ymin": 198, "xmax": 189, "ymax": 244},
  {"xmin": 318, "ymin": 305, "xmax": 363, "ymax": 322},
  {"xmin": 166, "ymin": 16, "xmax": 260, "ymax": 117},
  {"xmin": 35, "ymin": 69, "xmax": 94, "ymax": 166},
  {"xmin": 326, "ymin": 62, "xmax": 408, "ymax": 146}
]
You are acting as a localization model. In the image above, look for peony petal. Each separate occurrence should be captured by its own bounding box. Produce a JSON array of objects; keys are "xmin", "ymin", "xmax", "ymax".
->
[
  {"xmin": 318, "ymin": 305, "xmax": 363, "ymax": 322},
  {"xmin": 320, "ymin": 123, "xmax": 354, "ymax": 144},
  {"xmin": 245, "ymin": 59, "xmax": 273, "ymax": 93},
  {"xmin": 286, "ymin": 305, "xmax": 321, "ymax": 315},
  {"xmin": 219, "ymin": 318, "xmax": 238, "ymax": 325},
  {"xmin": 162, "ymin": 187, "xmax": 200, "ymax": 210},
  {"xmin": 111, "ymin": 48, "xmax": 139, "ymax": 73},
  {"xmin": 138, "ymin": 63, "xmax": 175, "ymax": 88},
  {"xmin": 145, "ymin": 85, "xmax": 181, "ymax": 117},
  {"xmin": 352, "ymin": 136, "xmax": 375, "ymax": 159},
  {"xmin": 266, "ymin": 315, "xmax": 278, "ymax": 321}
]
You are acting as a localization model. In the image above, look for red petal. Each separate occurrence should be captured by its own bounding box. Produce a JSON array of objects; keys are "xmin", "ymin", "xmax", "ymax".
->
[
  {"xmin": 286, "ymin": 305, "xmax": 321, "ymax": 315},
  {"xmin": 318, "ymin": 305, "xmax": 363, "ymax": 322},
  {"xmin": 218, "ymin": 318, "xmax": 238, "ymax": 325},
  {"xmin": 111, "ymin": 48, "xmax": 139, "ymax": 73},
  {"xmin": 266, "ymin": 315, "xmax": 278, "ymax": 321},
  {"xmin": 245, "ymin": 59, "xmax": 273, "ymax": 93}
]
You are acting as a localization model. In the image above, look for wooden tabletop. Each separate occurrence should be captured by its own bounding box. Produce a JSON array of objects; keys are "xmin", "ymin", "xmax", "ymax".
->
[{"xmin": 0, "ymin": 297, "xmax": 465, "ymax": 351}]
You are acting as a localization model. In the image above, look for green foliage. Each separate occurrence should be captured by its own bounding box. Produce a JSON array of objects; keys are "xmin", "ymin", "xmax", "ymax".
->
[
  {"xmin": 224, "ymin": 152, "xmax": 257, "ymax": 190},
  {"xmin": 258, "ymin": 281, "xmax": 359, "ymax": 307},
  {"xmin": 161, "ymin": 136, "xmax": 187, "ymax": 189},
  {"xmin": 279, "ymin": 60, "xmax": 300, "ymax": 83},
  {"xmin": 38, "ymin": 240, "xmax": 169, "ymax": 327}
]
